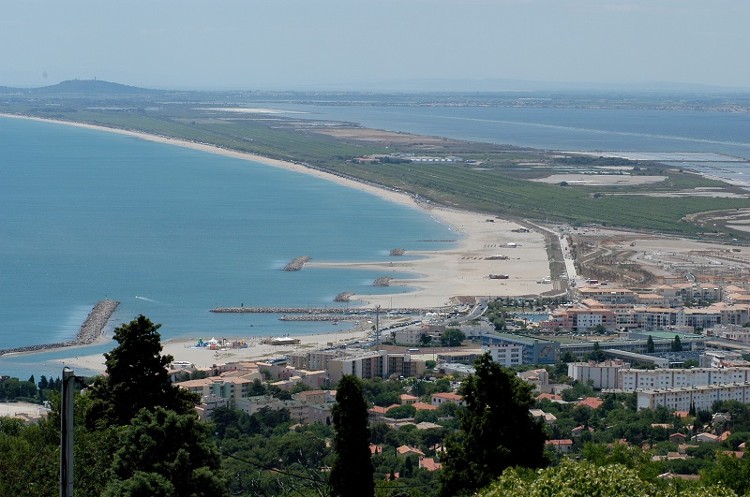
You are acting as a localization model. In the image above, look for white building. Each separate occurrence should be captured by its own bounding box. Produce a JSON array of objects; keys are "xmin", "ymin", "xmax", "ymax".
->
[
  {"xmin": 518, "ymin": 369, "xmax": 550, "ymax": 392},
  {"xmin": 486, "ymin": 343, "xmax": 523, "ymax": 367},
  {"xmin": 568, "ymin": 360, "xmax": 629, "ymax": 390},
  {"xmin": 637, "ymin": 383, "xmax": 750, "ymax": 411},
  {"xmin": 619, "ymin": 367, "xmax": 750, "ymax": 392}
]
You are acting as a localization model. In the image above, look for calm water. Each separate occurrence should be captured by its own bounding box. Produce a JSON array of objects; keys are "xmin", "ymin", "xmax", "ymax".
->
[
  {"xmin": 0, "ymin": 117, "xmax": 457, "ymax": 376},
  {"xmin": 270, "ymin": 103, "xmax": 750, "ymax": 158}
]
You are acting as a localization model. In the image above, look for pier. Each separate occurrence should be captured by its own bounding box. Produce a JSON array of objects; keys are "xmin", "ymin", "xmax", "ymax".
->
[{"xmin": 0, "ymin": 300, "xmax": 119, "ymax": 357}]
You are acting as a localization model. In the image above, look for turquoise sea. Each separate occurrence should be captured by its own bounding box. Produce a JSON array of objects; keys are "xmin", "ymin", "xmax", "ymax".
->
[{"xmin": 0, "ymin": 117, "xmax": 457, "ymax": 377}]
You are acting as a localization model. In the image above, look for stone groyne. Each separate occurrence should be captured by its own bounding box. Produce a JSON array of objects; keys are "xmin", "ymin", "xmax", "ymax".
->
[
  {"xmin": 283, "ymin": 256, "xmax": 311, "ymax": 271},
  {"xmin": 0, "ymin": 300, "xmax": 119, "ymax": 357},
  {"xmin": 76, "ymin": 300, "xmax": 119, "ymax": 344},
  {"xmin": 334, "ymin": 292, "xmax": 353, "ymax": 302},
  {"xmin": 373, "ymin": 277, "xmax": 393, "ymax": 287}
]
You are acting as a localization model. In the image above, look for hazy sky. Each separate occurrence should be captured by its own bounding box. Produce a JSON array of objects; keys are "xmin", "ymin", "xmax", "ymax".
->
[{"xmin": 2, "ymin": 0, "xmax": 748, "ymax": 91}]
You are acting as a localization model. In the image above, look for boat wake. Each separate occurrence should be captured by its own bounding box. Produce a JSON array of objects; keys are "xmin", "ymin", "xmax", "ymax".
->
[{"xmin": 134, "ymin": 295, "xmax": 167, "ymax": 305}]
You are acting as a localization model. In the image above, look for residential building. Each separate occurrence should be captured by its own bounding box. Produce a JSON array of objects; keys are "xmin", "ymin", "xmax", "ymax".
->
[
  {"xmin": 431, "ymin": 392, "xmax": 465, "ymax": 407},
  {"xmin": 481, "ymin": 333, "xmax": 559, "ymax": 364},
  {"xmin": 486, "ymin": 343, "xmax": 523, "ymax": 367},
  {"xmin": 568, "ymin": 360, "xmax": 629, "ymax": 390},
  {"xmin": 619, "ymin": 367, "xmax": 750, "ymax": 392},
  {"xmin": 637, "ymin": 383, "xmax": 750, "ymax": 411},
  {"xmin": 546, "ymin": 439, "xmax": 574, "ymax": 454},
  {"xmin": 518, "ymin": 368, "xmax": 550, "ymax": 392}
]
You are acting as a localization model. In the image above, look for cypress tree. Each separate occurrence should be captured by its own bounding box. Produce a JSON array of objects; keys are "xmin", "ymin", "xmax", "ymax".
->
[{"xmin": 329, "ymin": 375, "xmax": 375, "ymax": 497}]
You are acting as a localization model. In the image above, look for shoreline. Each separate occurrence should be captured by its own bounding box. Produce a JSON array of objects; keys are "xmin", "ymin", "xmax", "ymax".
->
[
  {"xmin": 0, "ymin": 112, "xmax": 553, "ymax": 374},
  {"xmin": 46, "ymin": 327, "xmax": 376, "ymax": 375},
  {"xmin": 0, "ymin": 112, "xmax": 554, "ymax": 309}
]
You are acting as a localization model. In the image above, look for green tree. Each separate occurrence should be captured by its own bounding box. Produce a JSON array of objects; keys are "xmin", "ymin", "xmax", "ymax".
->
[
  {"xmin": 701, "ymin": 451, "xmax": 750, "ymax": 495},
  {"xmin": 647, "ymin": 335, "xmax": 655, "ymax": 353},
  {"xmin": 0, "ymin": 419, "xmax": 58, "ymax": 497},
  {"xmin": 330, "ymin": 375, "xmax": 375, "ymax": 497},
  {"xmin": 105, "ymin": 407, "xmax": 228, "ymax": 497},
  {"xmin": 478, "ymin": 459, "xmax": 738, "ymax": 497},
  {"xmin": 439, "ymin": 354, "xmax": 547, "ymax": 497},
  {"xmin": 441, "ymin": 328, "xmax": 466, "ymax": 347},
  {"xmin": 86, "ymin": 315, "xmax": 198, "ymax": 427},
  {"xmin": 587, "ymin": 341, "xmax": 606, "ymax": 362},
  {"xmin": 672, "ymin": 335, "xmax": 683, "ymax": 352}
]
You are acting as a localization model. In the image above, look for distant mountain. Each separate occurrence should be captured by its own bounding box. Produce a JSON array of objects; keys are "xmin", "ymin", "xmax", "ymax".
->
[{"xmin": 33, "ymin": 79, "xmax": 158, "ymax": 95}]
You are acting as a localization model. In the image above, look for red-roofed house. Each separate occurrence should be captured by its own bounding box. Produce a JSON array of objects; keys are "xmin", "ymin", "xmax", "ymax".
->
[
  {"xmin": 397, "ymin": 445, "xmax": 425, "ymax": 458},
  {"xmin": 369, "ymin": 405, "xmax": 389, "ymax": 420},
  {"xmin": 577, "ymin": 397, "xmax": 603, "ymax": 409},
  {"xmin": 400, "ymin": 394, "xmax": 419, "ymax": 405},
  {"xmin": 546, "ymin": 439, "xmax": 574, "ymax": 454},
  {"xmin": 420, "ymin": 457, "xmax": 442, "ymax": 471},
  {"xmin": 413, "ymin": 402, "xmax": 438, "ymax": 411},
  {"xmin": 431, "ymin": 392, "xmax": 465, "ymax": 407}
]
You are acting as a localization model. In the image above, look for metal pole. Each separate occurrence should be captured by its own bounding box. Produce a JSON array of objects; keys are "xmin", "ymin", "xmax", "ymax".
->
[
  {"xmin": 60, "ymin": 368, "xmax": 75, "ymax": 497},
  {"xmin": 375, "ymin": 305, "xmax": 380, "ymax": 352}
]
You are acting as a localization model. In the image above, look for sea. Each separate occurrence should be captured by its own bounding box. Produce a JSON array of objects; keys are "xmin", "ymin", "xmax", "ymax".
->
[
  {"xmin": 2, "ymin": 102, "xmax": 750, "ymax": 378},
  {"xmin": 0, "ymin": 117, "xmax": 457, "ymax": 377}
]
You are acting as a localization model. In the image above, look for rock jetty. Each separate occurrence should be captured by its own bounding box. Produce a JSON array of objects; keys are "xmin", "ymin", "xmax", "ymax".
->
[
  {"xmin": 373, "ymin": 276, "xmax": 393, "ymax": 287},
  {"xmin": 334, "ymin": 292, "xmax": 353, "ymax": 302},
  {"xmin": 76, "ymin": 299, "xmax": 119, "ymax": 344},
  {"xmin": 389, "ymin": 248, "xmax": 406, "ymax": 256},
  {"xmin": 0, "ymin": 300, "xmax": 119, "ymax": 357},
  {"xmin": 283, "ymin": 256, "xmax": 311, "ymax": 271}
]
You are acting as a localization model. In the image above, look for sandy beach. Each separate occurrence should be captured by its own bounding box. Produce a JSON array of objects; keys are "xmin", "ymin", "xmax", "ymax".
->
[
  {"xmin": 59, "ymin": 327, "xmax": 376, "ymax": 374},
  {"xmin": 1, "ymin": 113, "xmax": 553, "ymax": 374}
]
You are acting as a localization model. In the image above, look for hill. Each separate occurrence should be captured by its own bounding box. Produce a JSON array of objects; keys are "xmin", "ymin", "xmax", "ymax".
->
[{"xmin": 36, "ymin": 79, "xmax": 156, "ymax": 95}]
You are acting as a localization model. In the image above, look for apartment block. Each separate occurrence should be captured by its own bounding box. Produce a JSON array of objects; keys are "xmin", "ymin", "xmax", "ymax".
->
[
  {"xmin": 568, "ymin": 360, "xmax": 629, "ymax": 390},
  {"xmin": 637, "ymin": 383, "xmax": 750, "ymax": 411},
  {"xmin": 619, "ymin": 367, "xmax": 750, "ymax": 392}
]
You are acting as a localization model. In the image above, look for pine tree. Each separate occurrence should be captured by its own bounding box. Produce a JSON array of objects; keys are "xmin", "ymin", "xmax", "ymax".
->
[
  {"xmin": 86, "ymin": 315, "xmax": 198, "ymax": 427},
  {"xmin": 440, "ymin": 353, "xmax": 547, "ymax": 497},
  {"xmin": 647, "ymin": 335, "xmax": 655, "ymax": 353},
  {"xmin": 329, "ymin": 375, "xmax": 375, "ymax": 497}
]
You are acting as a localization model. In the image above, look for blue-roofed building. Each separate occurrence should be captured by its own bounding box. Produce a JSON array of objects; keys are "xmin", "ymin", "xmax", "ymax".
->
[{"xmin": 481, "ymin": 333, "xmax": 559, "ymax": 364}]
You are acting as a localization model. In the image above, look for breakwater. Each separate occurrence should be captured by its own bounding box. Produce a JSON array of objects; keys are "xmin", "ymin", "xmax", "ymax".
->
[
  {"xmin": 210, "ymin": 306, "xmax": 429, "ymax": 315},
  {"xmin": 283, "ymin": 256, "xmax": 311, "ymax": 271},
  {"xmin": 0, "ymin": 300, "xmax": 119, "ymax": 357}
]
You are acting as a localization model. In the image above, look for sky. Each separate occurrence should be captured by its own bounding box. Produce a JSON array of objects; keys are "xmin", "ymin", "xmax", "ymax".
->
[{"xmin": 1, "ymin": 0, "xmax": 749, "ymax": 91}]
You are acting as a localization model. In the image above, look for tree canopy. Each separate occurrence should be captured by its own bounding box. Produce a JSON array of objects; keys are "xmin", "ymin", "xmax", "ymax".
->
[
  {"xmin": 440, "ymin": 353, "xmax": 547, "ymax": 497},
  {"xmin": 86, "ymin": 315, "xmax": 198, "ymax": 427},
  {"xmin": 478, "ymin": 460, "xmax": 738, "ymax": 497}
]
